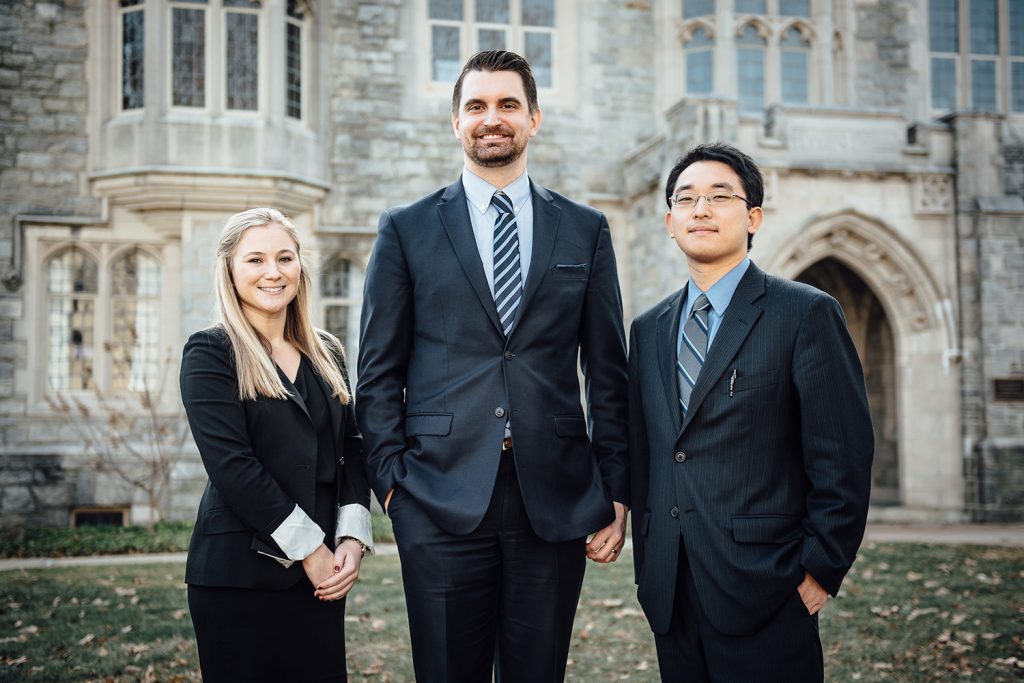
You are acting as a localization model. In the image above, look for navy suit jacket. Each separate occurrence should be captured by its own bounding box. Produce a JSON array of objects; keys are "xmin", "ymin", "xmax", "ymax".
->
[
  {"xmin": 628, "ymin": 262, "xmax": 873, "ymax": 636},
  {"xmin": 357, "ymin": 178, "xmax": 629, "ymax": 542}
]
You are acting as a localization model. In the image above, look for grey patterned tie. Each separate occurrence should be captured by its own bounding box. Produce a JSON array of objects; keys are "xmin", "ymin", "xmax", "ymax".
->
[
  {"xmin": 677, "ymin": 293, "xmax": 711, "ymax": 416},
  {"xmin": 491, "ymin": 191, "xmax": 523, "ymax": 336}
]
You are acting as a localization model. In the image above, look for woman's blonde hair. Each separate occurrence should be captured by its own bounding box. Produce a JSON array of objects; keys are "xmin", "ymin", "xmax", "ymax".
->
[{"xmin": 214, "ymin": 207, "xmax": 350, "ymax": 403}]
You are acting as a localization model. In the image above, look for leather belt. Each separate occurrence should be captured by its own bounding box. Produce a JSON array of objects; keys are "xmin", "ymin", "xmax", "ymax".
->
[{"xmin": 502, "ymin": 436, "xmax": 514, "ymax": 452}]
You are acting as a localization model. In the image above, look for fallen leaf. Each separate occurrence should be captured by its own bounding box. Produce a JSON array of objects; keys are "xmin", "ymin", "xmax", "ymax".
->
[{"xmin": 78, "ymin": 634, "xmax": 95, "ymax": 646}]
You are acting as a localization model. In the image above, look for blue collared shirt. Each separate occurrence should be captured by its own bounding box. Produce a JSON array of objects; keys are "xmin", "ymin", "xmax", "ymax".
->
[
  {"xmin": 677, "ymin": 257, "xmax": 751, "ymax": 358},
  {"xmin": 462, "ymin": 167, "xmax": 534, "ymax": 295}
]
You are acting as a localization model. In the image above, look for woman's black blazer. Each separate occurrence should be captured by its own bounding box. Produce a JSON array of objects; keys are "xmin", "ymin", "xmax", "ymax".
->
[{"xmin": 180, "ymin": 326, "xmax": 370, "ymax": 590}]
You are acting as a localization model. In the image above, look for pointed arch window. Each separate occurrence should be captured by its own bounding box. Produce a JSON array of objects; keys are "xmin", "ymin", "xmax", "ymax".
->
[
  {"xmin": 737, "ymin": 24, "xmax": 766, "ymax": 113},
  {"xmin": 321, "ymin": 256, "xmax": 365, "ymax": 375},
  {"xmin": 685, "ymin": 26, "xmax": 714, "ymax": 95},
  {"xmin": 47, "ymin": 249, "xmax": 98, "ymax": 391},
  {"xmin": 780, "ymin": 26, "xmax": 810, "ymax": 104},
  {"xmin": 45, "ymin": 245, "xmax": 163, "ymax": 394},
  {"xmin": 110, "ymin": 250, "xmax": 162, "ymax": 392}
]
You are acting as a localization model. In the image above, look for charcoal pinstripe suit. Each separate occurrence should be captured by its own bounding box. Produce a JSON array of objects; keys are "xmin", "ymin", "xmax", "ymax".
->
[{"xmin": 628, "ymin": 261, "xmax": 873, "ymax": 673}]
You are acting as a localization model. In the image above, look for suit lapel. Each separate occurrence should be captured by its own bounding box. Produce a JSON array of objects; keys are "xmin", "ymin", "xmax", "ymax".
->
[
  {"xmin": 657, "ymin": 287, "xmax": 687, "ymax": 436},
  {"xmin": 513, "ymin": 182, "xmax": 560, "ymax": 332},
  {"xmin": 276, "ymin": 364, "xmax": 311, "ymax": 422},
  {"xmin": 679, "ymin": 264, "xmax": 766, "ymax": 435},
  {"xmin": 437, "ymin": 180, "xmax": 505, "ymax": 337}
]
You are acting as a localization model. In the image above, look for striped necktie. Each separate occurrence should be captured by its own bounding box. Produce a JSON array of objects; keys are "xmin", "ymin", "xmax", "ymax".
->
[
  {"xmin": 677, "ymin": 293, "xmax": 711, "ymax": 416},
  {"xmin": 491, "ymin": 191, "xmax": 523, "ymax": 336}
]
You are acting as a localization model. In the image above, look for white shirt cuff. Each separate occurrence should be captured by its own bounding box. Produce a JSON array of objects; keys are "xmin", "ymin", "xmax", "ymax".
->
[
  {"xmin": 334, "ymin": 504, "xmax": 374, "ymax": 555},
  {"xmin": 270, "ymin": 504, "xmax": 324, "ymax": 562}
]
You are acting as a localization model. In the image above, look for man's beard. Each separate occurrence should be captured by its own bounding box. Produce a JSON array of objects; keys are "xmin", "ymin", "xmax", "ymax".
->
[{"xmin": 465, "ymin": 128, "xmax": 526, "ymax": 168}]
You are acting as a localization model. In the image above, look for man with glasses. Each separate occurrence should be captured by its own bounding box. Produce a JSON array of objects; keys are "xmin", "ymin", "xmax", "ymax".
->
[{"xmin": 627, "ymin": 142, "xmax": 873, "ymax": 682}]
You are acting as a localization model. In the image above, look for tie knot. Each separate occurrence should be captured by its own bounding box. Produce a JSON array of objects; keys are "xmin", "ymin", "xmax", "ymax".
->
[
  {"xmin": 693, "ymin": 293, "xmax": 711, "ymax": 313},
  {"xmin": 491, "ymin": 191, "xmax": 514, "ymax": 215}
]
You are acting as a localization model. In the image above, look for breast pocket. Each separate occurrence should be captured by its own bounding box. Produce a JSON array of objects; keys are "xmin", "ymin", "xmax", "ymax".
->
[
  {"xmin": 551, "ymin": 263, "xmax": 589, "ymax": 281},
  {"xmin": 722, "ymin": 369, "xmax": 778, "ymax": 395}
]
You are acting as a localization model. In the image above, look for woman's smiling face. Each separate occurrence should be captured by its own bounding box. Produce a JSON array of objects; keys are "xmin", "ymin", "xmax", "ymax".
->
[{"xmin": 230, "ymin": 222, "xmax": 301, "ymax": 323}]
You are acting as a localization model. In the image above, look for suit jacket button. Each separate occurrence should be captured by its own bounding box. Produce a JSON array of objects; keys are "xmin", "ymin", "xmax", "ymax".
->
[
  {"xmin": 674, "ymin": 451, "xmax": 686, "ymax": 463},
  {"xmin": 504, "ymin": 351, "xmax": 514, "ymax": 360},
  {"xmin": 338, "ymin": 457, "xmax": 345, "ymax": 466},
  {"xmin": 670, "ymin": 506, "xmax": 679, "ymax": 518},
  {"xmin": 495, "ymin": 407, "xmax": 506, "ymax": 418}
]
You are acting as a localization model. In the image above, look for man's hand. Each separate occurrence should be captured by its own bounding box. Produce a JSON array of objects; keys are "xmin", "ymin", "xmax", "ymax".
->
[
  {"xmin": 314, "ymin": 539, "xmax": 364, "ymax": 602},
  {"xmin": 797, "ymin": 571, "xmax": 828, "ymax": 615},
  {"xmin": 384, "ymin": 489, "xmax": 393, "ymax": 513},
  {"xmin": 586, "ymin": 501, "xmax": 628, "ymax": 563}
]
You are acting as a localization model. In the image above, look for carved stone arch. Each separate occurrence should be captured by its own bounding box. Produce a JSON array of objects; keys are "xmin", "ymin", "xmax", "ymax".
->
[
  {"xmin": 765, "ymin": 209, "xmax": 944, "ymax": 336},
  {"xmin": 678, "ymin": 18, "xmax": 716, "ymax": 44},
  {"xmin": 107, "ymin": 243, "xmax": 162, "ymax": 268},
  {"xmin": 735, "ymin": 18, "xmax": 771, "ymax": 41},
  {"xmin": 778, "ymin": 19, "xmax": 815, "ymax": 43}
]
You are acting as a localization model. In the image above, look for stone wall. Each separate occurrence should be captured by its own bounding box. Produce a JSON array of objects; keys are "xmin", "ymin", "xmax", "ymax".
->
[
  {"xmin": 0, "ymin": 0, "xmax": 97, "ymax": 411},
  {"xmin": 0, "ymin": 454, "xmax": 71, "ymax": 528},
  {"xmin": 851, "ymin": 0, "xmax": 919, "ymax": 116}
]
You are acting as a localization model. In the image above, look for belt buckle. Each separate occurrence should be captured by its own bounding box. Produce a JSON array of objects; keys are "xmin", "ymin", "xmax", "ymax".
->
[{"xmin": 502, "ymin": 436, "xmax": 513, "ymax": 452}]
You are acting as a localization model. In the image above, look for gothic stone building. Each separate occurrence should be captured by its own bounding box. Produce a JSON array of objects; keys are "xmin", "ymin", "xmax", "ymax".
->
[{"xmin": 1, "ymin": 0, "xmax": 1021, "ymax": 526}]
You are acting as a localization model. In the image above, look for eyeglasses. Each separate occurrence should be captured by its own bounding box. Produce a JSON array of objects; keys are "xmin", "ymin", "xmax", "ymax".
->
[{"xmin": 670, "ymin": 192, "xmax": 750, "ymax": 210}]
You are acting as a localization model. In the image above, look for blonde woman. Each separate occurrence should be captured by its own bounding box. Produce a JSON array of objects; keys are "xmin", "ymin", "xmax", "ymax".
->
[{"xmin": 180, "ymin": 208, "xmax": 372, "ymax": 682}]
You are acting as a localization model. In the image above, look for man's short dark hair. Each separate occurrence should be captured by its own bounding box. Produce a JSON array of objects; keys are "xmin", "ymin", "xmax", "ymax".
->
[
  {"xmin": 451, "ymin": 50, "xmax": 539, "ymax": 114},
  {"xmin": 665, "ymin": 142, "xmax": 764, "ymax": 250}
]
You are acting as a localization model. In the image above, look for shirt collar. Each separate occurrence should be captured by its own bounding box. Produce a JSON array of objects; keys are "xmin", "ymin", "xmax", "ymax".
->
[
  {"xmin": 687, "ymin": 256, "xmax": 751, "ymax": 316},
  {"xmin": 462, "ymin": 167, "xmax": 531, "ymax": 215}
]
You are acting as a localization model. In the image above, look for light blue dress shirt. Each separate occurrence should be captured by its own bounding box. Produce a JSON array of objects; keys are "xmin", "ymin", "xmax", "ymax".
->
[
  {"xmin": 462, "ymin": 167, "xmax": 534, "ymax": 295},
  {"xmin": 677, "ymin": 256, "xmax": 751, "ymax": 358}
]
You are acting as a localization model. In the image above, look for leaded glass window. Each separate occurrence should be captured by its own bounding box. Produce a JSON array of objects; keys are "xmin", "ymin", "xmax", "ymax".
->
[
  {"xmin": 428, "ymin": 0, "xmax": 556, "ymax": 87},
  {"xmin": 172, "ymin": 5, "xmax": 206, "ymax": 107},
  {"xmin": 971, "ymin": 59, "xmax": 997, "ymax": 109},
  {"xmin": 929, "ymin": 0, "xmax": 1020, "ymax": 112},
  {"xmin": 931, "ymin": 57, "xmax": 958, "ymax": 109},
  {"xmin": 780, "ymin": 27, "xmax": 809, "ymax": 104},
  {"xmin": 969, "ymin": 0, "xmax": 998, "ymax": 55},
  {"xmin": 685, "ymin": 26, "xmax": 714, "ymax": 95},
  {"xmin": 286, "ymin": 1, "xmax": 305, "ymax": 119},
  {"xmin": 778, "ymin": 0, "xmax": 809, "ymax": 17},
  {"xmin": 479, "ymin": 28, "xmax": 506, "ymax": 51},
  {"xmin": 684, "ymin": 0, "xmax": 714, "ymax": 18},
  {"xmin": 736, "ymin": 24, "xmax": 766, "ymax": 113},
  {"xmin": 477, "ymin": 0, "xmax": 509, "ymax": 23},
  {"xmin": 47, "ymin": 249, "xmax": 98, "ymax": 391},
  {"xmin": 734, "ymin": 0, "xmax": 765, "ymax": 14},
  {"xmin": 432, "ymin": 25, "xmax": 462, "ymax": 81},
  {"xmin": 120, "ymin": 0, "xmax": 144, "ymax": 110},
  {"xmin": 1013, "ymin": 62, "xmax": 1024, "ymax": 110},
  {"xmin": 524, "ymin": 30, "xmax": 552, "ymax": 87},
  {"xmin": 110, "ymin": 250, "xmax": 161, "ymax": 392},
  {"xmin": 930, "ymin": 0, "xmax": 959, "ymax": 52},
  {"xmin": 321, "ymin": 256, "xmax": 364, "ymax": 380},
  {"xmin": 226, "ymin": 9, "xmax": 259, "ymax": 110}
]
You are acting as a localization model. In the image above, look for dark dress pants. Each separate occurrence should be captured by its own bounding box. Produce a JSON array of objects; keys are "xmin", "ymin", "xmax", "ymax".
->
[
  {"xmin": 389, "ymin": 451, "xmax": 587, "ymax": 683},
  {"xmin": 653, "ymin": 541, "xmax": 823, "ymax": 683}
]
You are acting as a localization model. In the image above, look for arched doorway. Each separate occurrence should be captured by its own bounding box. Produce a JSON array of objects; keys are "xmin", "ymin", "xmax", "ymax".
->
[{"xmin": 796, "ymin": 258, "xmax": 900, "ymax": 506}]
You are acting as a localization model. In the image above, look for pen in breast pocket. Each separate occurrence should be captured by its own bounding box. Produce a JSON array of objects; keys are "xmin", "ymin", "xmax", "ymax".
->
[{"xmin": 729, "ymin": 369, "xmax": 737, "ymax": 397}]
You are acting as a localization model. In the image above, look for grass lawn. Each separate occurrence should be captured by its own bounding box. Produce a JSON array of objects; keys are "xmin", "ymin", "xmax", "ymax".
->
[{"xmin": 1, "ymin": 542, "xmax": 1022, "ymax": 682}]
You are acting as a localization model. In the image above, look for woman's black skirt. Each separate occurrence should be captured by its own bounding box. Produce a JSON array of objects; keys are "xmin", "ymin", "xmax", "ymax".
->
[{"xmin": 188, "ymin": 578, "xmax": 347, "ymax": 682}]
